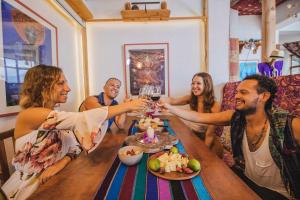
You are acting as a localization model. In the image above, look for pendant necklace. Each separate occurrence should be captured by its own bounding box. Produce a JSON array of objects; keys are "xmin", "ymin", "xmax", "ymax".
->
[{"xmin": 248, "ymin": 118, "xmax": 268, "ymax": 151}]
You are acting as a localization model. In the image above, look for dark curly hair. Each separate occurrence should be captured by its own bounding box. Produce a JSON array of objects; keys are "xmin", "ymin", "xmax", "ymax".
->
[
  {"xmin": 243, "ymin": 74, "xmax": 277, "ymax": 111},
  {"xmin": 19, "ymin": 65, "xmax": 62, "ymax": 109},
  {"xmin": 190, "ymin": 72, "xmax": 215, "ymax": 113}
]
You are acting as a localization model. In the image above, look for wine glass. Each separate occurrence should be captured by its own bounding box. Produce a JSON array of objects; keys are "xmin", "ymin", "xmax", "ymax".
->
[
  {"xmin": 138, "ymin": 85, "xmax": 151, "ymax": 117},
  {"xmin": 151, "ymin": 86, "xmax": 161, "ymax": 102},
  {"xmin": 151, "ymin": 86, "xmax": 161, "ymax": 115}
]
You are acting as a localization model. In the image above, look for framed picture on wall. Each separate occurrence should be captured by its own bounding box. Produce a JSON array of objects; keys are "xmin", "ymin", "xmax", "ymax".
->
[
  {"xmin": 0, "ymin": 0, "xmax": 58, "ymax": 117},
  {"xmin": 239, "ymin": 60, "xmax": 258, "ymax": 80},
  {"xmin": 123, "ymin": 43, "xmax": 169, "ymax": 97}
]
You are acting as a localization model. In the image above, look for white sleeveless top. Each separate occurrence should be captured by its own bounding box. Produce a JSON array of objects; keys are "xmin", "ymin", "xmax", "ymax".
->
[{"xmin": 242, "ymin": 124, "xmax": 290, "ymax": 199}]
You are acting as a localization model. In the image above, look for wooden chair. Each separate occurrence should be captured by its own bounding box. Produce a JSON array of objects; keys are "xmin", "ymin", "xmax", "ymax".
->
[{"xmin": 0, "ymin": 128, "xmax": 14, "ymax": 184}]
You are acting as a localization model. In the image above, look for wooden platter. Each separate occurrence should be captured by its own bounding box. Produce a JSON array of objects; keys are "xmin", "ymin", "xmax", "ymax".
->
[{"xmin": 147, "ymin": 152, "xmax": 200, "ymax": 180}]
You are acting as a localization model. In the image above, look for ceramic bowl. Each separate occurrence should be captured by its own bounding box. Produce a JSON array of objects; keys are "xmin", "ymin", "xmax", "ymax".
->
[{"xmin": 118, "ymin": 145, "xmax": 143, "ymax": 166}]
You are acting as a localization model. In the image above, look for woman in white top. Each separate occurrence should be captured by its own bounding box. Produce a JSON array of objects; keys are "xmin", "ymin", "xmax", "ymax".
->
[
  {"xmin": 0, "ymin": 65, "xmax": 147, "ymax": 200},
  {"xmin": 160, "ymin": 72, "xmax": 222, "ymax": 157}
]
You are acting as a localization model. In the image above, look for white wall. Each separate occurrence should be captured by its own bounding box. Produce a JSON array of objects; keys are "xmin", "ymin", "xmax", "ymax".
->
[
  {"xmin": 276, "ymin": 0, "xmax": 300, "ymax": 27},
  {"xmin": 237, "ymin": 15, "xmax": 262, "ymax": 62},
  {"xmin": 280, "ymin": 32, "xmax": 300, "ymax": 43},
  {"xmin": 208, "ymin": 0, "xmax": 230, "ymax": 101},
  {"xmin": 87, "ymin": 0, "xmax": 230, "ymax": 102},
  {"xmin": 0, "ymin": 0, "xmax": 84, "ymax": 172},
  {"xmin": 229, "ymin": 11, "xmax": 263, "ymax": 78},
  {"xmin": 237, "ymin": 15, "xmax": 261, "ymax": 41},
  {"xmin": 86, "ymin": 20, "xmax": 203, "ymax": 100},
  {"xmin": 230, "ymin": 9, "xmax": 239, "ymax": 38}
]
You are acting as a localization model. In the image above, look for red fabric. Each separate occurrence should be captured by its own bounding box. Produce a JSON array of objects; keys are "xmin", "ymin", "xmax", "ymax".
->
[
  {"xmin": 231, "ymin": 0, "xmax": 287, "ymax": 16},
  {"xmin": 283, "ymin": 41, "xmax": 300, "ymax": 58}
]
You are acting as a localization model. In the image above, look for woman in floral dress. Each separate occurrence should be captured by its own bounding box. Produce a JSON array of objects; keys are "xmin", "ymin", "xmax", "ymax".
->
[{"xmin": 0, "ymin": 65, "xmax": 147, "ymax": 200}]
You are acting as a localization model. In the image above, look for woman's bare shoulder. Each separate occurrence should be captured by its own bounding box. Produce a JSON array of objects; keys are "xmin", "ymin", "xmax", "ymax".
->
[{"xmin": 15, "ymin": 107, "xmax": 53, "ymax": 139}]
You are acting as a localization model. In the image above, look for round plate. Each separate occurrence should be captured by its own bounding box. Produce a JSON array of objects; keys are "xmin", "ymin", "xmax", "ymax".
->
[
  {"xmin": 125, "ymin": 135, "xmax": 164, "ymax": 153},
  {"xmin": 147, "ymin": 152, "xmax": 200, "ymax": 180},
  {"xmin": 124, "ymin": 132, "xmax": 179, "ymax": 154}
]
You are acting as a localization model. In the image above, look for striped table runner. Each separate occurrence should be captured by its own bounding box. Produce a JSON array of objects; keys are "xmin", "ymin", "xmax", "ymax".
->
[{"xmin": 94, "ymin": 120, "xmax": 211, "ymax": 200}]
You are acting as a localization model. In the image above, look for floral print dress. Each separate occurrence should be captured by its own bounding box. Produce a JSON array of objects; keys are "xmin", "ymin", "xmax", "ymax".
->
[{"xmin": 1, "ymin": 107, "xmax": 108, "ymax": 200}]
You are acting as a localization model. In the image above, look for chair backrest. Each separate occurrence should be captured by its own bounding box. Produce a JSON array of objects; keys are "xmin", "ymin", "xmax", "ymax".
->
[{"xmin": 0, "ymin": 128, "xmax": 14, "ymax": 184}]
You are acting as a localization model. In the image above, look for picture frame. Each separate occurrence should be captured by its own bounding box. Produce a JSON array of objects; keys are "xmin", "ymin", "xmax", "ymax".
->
[
  {"xmin": 239, "ymin": 60, "xmax": 258, "ymax": 80},
  {"xmin": 0, "ymin": 0, "xmax": 58, "ymax": 117},
  {"xmin": 123, "ymin": 43, "xmax": 169, "ymax": 97}
]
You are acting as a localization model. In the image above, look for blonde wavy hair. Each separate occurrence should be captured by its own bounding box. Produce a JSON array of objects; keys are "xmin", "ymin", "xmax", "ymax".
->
[{"xmin": 19, "ymin": 65, "xmax": 62, "ymax": 109}]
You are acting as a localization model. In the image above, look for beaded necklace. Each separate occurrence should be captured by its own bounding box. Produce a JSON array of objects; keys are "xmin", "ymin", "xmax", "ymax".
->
[{"xmin": 247, "ymin": 118, "xmax": 268, "ymax": 151}]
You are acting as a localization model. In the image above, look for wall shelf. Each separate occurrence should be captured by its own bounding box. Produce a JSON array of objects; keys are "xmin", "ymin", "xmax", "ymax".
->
[{"xmin": 121, "ymin": 9, "xmax": 170, "ymax": 21}]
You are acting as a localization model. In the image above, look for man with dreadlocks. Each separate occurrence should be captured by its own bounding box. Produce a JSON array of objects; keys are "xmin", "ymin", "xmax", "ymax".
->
[{"xmin": 159, "ymin": 74, "xmax": 300, "ymax": 199}]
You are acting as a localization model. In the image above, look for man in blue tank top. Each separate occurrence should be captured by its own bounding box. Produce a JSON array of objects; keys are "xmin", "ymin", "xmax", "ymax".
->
[{"xmin": 79, "ymin": 78, "xmax": 127, "ymax": 129}]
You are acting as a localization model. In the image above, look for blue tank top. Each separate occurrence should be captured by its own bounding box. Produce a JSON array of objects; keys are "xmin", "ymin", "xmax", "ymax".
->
[{"xmin": 97, "ymin": 92, "xmax": 118, "ymax": 128}]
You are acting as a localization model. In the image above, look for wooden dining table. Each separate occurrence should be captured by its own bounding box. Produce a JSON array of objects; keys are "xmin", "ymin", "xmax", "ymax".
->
[{"xmin": 29, "ymin": 115, "xmax": 260, "ymax": 200}]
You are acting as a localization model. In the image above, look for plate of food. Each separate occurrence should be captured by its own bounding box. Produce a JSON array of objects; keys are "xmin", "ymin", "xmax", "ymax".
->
[
  {"xmin": 137, "ymin": 117, "xmax": 165, "ymax": 132},
  {"xmin": 147, "ymin": 147, "xmax": 201, "ymax": 180},
  {"xmin": 125, "ymin": 127, "xmax": 179, "ymax": 153}
]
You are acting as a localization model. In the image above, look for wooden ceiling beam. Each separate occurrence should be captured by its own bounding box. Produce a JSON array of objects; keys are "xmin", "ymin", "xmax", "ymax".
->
[
  {"xmin": 65, "ymin": 0, "xmax": 93, "ymax": 21},
  {"xmin": 230, "ymin": 0, "xmax": 240, "ymax": 7}
]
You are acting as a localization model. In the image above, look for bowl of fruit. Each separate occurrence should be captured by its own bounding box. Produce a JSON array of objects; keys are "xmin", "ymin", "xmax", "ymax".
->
[{"xmin": 118, "ymin": 145, "xmax": 143, "ymax": 166}]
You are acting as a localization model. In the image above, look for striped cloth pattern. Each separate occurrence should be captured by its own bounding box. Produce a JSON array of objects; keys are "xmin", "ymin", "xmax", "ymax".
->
[{"xmin": 94, "ymin": 120, "xmax": 211, "ymax": 200}]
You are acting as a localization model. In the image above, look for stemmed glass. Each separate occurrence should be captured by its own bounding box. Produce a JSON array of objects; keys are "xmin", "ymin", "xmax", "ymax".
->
[
  {"xmin": 150, "ymin": 86, "xmax": 161, "ymax": 115},
  {"xmin": 138, "ymin": 85, "xmax": 151, "ymax": 117},
  {"xmin": 151, "ymin": 86, "xmax": 161, "ymax": 102}
]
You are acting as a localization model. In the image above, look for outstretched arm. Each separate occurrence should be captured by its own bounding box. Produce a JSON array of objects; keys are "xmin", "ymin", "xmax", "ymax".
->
[
  {"xmin": 107, "ymin": 98, "xmax": 148, "ymax": 119},
  {"xmin": 292, "ymin": 117, "xmax": 300, "ymax": 146},
  {"xmin": 79, "ymin": 96, "xmax": 148, "ymax": 121},
  {"xmin": 205, "ymin": 102, "xmax": 221, "ymax": 148},
  {"xmin": 162, "ymin": 103, "xmax": 234, "ymax": 126},
  {"xmin": 114, "ymin": 97, "xmax": 133, "ymax": 129},
  {"xmin": 160, "ymin": 95, "xmax": 191, "ymax": 105}
]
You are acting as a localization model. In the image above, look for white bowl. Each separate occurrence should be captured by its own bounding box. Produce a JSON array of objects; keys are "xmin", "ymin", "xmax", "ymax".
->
[{"xmin": 118, "ymin": 146, "xmax": 143, "ymax": 166}]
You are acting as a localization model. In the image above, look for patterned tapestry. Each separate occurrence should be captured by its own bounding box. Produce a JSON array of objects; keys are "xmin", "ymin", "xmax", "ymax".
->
[{"xmin": 283, "ymin": 41, "xmax": 300, "ymax": 58}]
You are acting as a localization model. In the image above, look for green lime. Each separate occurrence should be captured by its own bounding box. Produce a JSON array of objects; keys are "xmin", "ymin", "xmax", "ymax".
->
[
  {"xmin": 187, "ymin": 159, "xmax": 201, "ymax": 171},
  {"xmin": 170, "ymin": 146, "xmax": 179, "ymax": 154},
  {"xmin": 149, "ymin": 158, "xmax": 160, "ymax": 171}
]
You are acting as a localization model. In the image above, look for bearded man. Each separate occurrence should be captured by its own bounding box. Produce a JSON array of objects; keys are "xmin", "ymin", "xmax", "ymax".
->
[{"xmin": 160, "ymin": 74, "xmax": 300, "ymax": 199}]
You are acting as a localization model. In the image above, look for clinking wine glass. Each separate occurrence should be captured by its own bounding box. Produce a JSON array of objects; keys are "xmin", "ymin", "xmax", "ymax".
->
[
  {"xmin": 138, "ymin": 85, "xmax": 151, "ymax": 117},
  {"xmin": 150, "ymin": 86, "xmax": 161, "ymax": 114},
  {"xmin": 151, "ymin": 86, "xmax": 161, "ymax": 102},
  {"xmin": 138, "ymin": 87, "xmax": 146, "ymax": 118}
]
